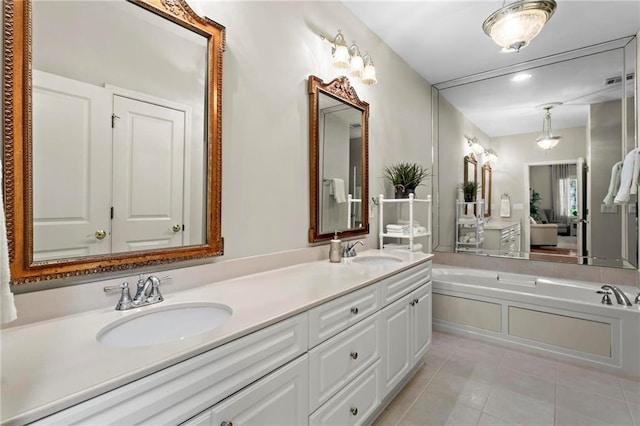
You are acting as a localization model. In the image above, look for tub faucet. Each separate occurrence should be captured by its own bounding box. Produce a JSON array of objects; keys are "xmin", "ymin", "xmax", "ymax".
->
[
  {"xmin": 600, "ymin": 284, "xmax": 633, "ymax": 307},
  {"xmin": 343, "ymin": 240, "xmax": 364, "ymax": 258}
]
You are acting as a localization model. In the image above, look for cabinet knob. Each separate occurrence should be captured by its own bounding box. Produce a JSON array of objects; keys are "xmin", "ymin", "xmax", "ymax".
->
[
  {"xmin": 351, "ymin": 407, "xmax": 358, "ymax": 416},
  {"xmin": 413, "ymin": 298, "xmax": 420, "ymax": 304},
  {"xmin": 351, "ymin": 306, "xmax": 359, "ymax": 315},
  {"xmin": 410, "ymin": 301, "xmax": 415, "ymax": 306},
  {"xmin": 221, "ymin": 422, "xmax": 233, "ymax": 426},
  {"xmin": 350, "ymin": 351, "xmax": 358, "ymax": 360}
]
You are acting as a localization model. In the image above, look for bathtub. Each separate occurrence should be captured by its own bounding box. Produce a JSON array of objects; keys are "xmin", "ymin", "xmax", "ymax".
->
[{"xmin": 432, "ymin": 265, "xmax": 640, "ymax": 378}]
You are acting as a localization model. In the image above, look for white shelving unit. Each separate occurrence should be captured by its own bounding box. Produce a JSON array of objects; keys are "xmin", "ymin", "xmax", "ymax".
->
[
  {"xmin": 378, "ymin": 194, "xmax": 432, "ymax": 252},
  {"xmin": 455, "ymin": 200, "xmax": 484, "ymax": 253}
]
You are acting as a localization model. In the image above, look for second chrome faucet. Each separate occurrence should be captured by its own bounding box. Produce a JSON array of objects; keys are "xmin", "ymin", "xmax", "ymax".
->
[
  {"xmin": 104, "ymin": 274, "xmax": 172, "ymax": 311},
  {"xmin": 343, "ymin": 240, "xmax": 364, "ymax": 258}
]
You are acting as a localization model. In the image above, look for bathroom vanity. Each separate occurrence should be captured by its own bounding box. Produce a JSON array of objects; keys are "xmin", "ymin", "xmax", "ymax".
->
[{"xmin": 0, "ymin": 251, "xmax": 432, "ymax": 425}]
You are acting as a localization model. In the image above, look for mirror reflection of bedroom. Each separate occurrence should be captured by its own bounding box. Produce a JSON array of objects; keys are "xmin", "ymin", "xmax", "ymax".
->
[{"xmin": 528, "ymin": 161, "xmax": 582, "ymax": 262}]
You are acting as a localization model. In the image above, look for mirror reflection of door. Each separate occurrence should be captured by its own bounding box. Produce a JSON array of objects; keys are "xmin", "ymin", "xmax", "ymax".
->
[
  {"xmin": 32, "ymin": 70, "xmax": 194, "ymax": 260},
  {"xmin": 318, "ymin": 93, "xmax": 363, "ymax": 234},
  {"xmin": 527, "ymin": 161, "xmax": 583, "ymax": 261}
]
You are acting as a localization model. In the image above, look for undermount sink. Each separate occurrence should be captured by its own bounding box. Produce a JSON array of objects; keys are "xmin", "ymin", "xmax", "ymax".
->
[
  {"xmin": 350, "ymin": 255, "xmax": 403, "ymax": 266},
  {"xmin": 97, "ymin": 303, "xmax": 232, "ymax": 347}
]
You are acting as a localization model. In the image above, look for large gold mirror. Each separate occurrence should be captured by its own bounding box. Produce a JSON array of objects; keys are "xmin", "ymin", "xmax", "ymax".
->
[
  {"xmin": 482, "ymin": 163, "xmax": 492, "ymax": 217},
  {"xmin": 3, "ymin": 0, "xmax": 224, "ymax": 284},
  {"xmin": 308, "ymin": 75, "xmax": 369, "ymax": 242}
]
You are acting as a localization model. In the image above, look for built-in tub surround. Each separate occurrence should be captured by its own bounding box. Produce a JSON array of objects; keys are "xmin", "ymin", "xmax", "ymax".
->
[
  {"xmin": 432, "ymin": 265, "xmax": 640, "ymax": 378},
  {"xmin": 434, "ymin": 251, "xmax": 640, "ymax": 289},
  {"xmin": 0, "ymin": 250, "xmax": 431, "ymax": 425}
]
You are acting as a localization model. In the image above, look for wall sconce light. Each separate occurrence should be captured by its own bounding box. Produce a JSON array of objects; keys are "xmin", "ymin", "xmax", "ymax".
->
[
  {"xmin": 322, "ymin": 30, "xmax": 377, "ymax": 85},
  {"xmin": 466, "ymin": 136, "xmax": 485, "ymax": 155},
  {"xmin": 466, "ymin": 135, "xmax": 499, "ymax": 163}
]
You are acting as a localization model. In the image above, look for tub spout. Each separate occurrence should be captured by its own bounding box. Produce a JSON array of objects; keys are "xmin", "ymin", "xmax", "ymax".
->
[{"xmin": 601, "ymin": 285, "xmax": 633, "ymax": 307}]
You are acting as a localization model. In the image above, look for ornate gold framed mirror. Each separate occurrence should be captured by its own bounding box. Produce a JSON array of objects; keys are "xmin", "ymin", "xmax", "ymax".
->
[
  {"xmin": 3, "ymin": 0, "xmax": 225, "ymax": 284},
  {"xmin": 308, "ymin": 75, "xmax": 369, "ymax": 243},
  {"xmin": 463, "ymin": 154, "xmax": 477, "ymax": 186},
  {"xmin": 482, "ymin": 163, "xmax": 492, "ymax": 217}
]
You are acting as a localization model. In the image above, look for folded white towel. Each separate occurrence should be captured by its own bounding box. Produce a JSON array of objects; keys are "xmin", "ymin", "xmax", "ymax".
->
[
  {"xmin": 386, "ymin": 224, "xmax": 406, "ymax": 230},
  {"xmin": 1, "ymin": 159, "xmax": 17, "ymax": 323},
  {"xmin": 604, "ymin": 161, "xmax": 623, "ymax": 205},
  {"xmin": 383, "ymin": 243, "xmax": 423, "ymax": 252},
  {"xmin": 500, "ymin": 198, "xmax": 511, "ymax": 217},
  {"xmin": 614, "ymin": 149, "xmax": 640, "ymax": 204},
  {"xmin": 330, "ymin": 178, "xmax": 346, "ymax": 204},
  {"xmin": 398, "ymin": 220, "xmax": 420, "ymax": 227}
]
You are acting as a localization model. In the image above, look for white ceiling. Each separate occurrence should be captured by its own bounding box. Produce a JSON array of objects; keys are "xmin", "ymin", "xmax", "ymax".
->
[{"xmin": 344, "ymin": 1, "xmax": 640, "ymax": 137}]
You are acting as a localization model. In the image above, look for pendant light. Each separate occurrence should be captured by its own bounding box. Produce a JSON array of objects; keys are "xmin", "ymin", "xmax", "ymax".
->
[{"xmin": 536, "ymin": 103, "xmax": 562, "ymax": 150}]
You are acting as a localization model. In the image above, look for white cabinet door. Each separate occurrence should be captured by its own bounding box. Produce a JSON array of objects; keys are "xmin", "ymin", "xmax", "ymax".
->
[
  {"xmin": 111, "ymin": 95, "xmax": 186, "ymax": 252},
  {"xmin": 380, "ymin": 293, "xmax": 412, "ymax": 396},
  {"xmin": 411, "ymin": 283, "xmax": 432, "ymax": 365},
  {"xmin": 204, "ymin": 355, "xmax": 309, "ymax": 426}
]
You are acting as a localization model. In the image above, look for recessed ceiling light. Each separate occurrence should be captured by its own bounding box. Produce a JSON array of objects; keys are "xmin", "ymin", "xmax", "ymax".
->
[{"xmin": 512, "ymin": 73, "xmax": 532, "ymax": 82}]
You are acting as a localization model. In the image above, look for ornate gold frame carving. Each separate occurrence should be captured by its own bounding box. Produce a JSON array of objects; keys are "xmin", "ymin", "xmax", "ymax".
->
[
  {"xmin": 482, "ymin": 163, "xmax": 492, "ymax": 217},
  {"xmin": 308, "ymin": 75, "xmax": 370, "ymax": 243},
  {"xmin": 3, "ymin": 0, "xmax": 225, "ymax": 284}
]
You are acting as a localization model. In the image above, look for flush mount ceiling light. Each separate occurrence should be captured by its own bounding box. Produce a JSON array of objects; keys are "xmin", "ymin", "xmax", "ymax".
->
[
  {"xmin": 321, "ymin": 30, "xmax": 377, "ymax": 85},
  {"xmin": 536, "ymin": 103, "xmax": 562, "ymax": 150},
  {"xmin": 482, "ymin": 0, "xmax": 557, "ymax": 53}
]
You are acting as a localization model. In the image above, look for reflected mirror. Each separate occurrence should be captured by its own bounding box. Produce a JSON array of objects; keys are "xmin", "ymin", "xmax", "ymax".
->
[
  {"xmin": 435, "ymin": 36, "xmax": 637, "ymax": 268},
  {"xmin": 308, "ymin": 75, "xmax": 369, "ymax": 242},
  {"xmin": 4, "ymin": 0, "xmax": 224, "ymax": 284},
  {"xmin": 464, "ymin": 154, "xmax": 477, "ymax": 187},
  {"xmin": 482, "ymin": 163, "xmax": 492, "ymax": 217}
]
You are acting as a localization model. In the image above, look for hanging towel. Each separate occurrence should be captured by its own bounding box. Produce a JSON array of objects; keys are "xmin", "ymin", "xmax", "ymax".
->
[
  {"xmin": 330, "ymin": 178, "xmax": 346, "ymax": 204},
  {"xmin": 614, "ymin": 149, "xmax": 640, "ymax": 204},
  {"xmin": 603, "ymin": 161, "xmax": 623, "ymax": 205},
  {"xmin": 500, "ymin": 198, "xmax": 511, "ymax": 217},
  {"xmin": 1, "ymin": 160, "xmax": 17, "ymax": 323}
]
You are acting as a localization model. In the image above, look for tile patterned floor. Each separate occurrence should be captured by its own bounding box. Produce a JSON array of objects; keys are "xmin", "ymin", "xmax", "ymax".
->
[{"xmin": 374, "ymin": 330, "xmax": 640, "ymax": 426}]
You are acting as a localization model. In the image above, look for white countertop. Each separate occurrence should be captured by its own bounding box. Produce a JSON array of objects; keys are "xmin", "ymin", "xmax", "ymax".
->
[{"xmin": 0, "ymin": 250, "xmax": 431, "ymax": 425}]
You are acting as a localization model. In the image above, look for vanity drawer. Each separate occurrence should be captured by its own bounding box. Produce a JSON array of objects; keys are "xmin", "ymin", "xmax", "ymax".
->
[
  {"xmin": 308, "ymin": 311, "xmax": 381, "ymax": 412},
  {"xmin": 34, "ymin": 314, "xmax": 308, "ymax": 426},
  {"xmin": 308, "ymin": 283, "xmax": 380, "ymax": 348},
  {"xmin": 380, "ymin": 261, "xmax": 431, "ymax": 306},
  {"xmin": 309, "ymin": 359, "xmax": 381, "ymax": 426}
]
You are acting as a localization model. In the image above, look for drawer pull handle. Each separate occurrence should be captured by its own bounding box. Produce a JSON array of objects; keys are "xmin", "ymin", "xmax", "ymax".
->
[
  {"xmin": 221, "ymin": 422, "xmax": 233, "ymax": 426},
  {"xmin": 351, "ymin": 407, "xmax": 358, "ymax": 416},
  {"xmin": 351, "ymin": 307, "xmax": 359, "ymax": 315},
  {"xmin": 350, "ymin": 351, "xmax": 358, "ymax": 360},
  {"xmin": 410, "ymin": 301, "xmax": 415, "ymax": 306},
  {"xmin": 414, "ymin": 298, "xmax": 420, "ymax": 304}
]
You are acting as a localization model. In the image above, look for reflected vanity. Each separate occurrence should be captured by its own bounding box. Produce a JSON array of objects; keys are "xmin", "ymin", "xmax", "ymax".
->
[
  {"xmin": 308, "ymin": 75, "xmax": 370, "ymax": 242},
  {"xmin": 3, "ymin": 0, "xmax": 225, "ymax": 284}
]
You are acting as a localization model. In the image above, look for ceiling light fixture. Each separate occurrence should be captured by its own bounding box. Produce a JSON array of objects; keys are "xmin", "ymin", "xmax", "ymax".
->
[
  {"xmin": 512, "ymin": 73, "xmax": 532, "ymax": 82},
  {"xmin": 536, "ymin": 103, "xmax": 562, "ymax": 150},
  {"xmin": 321, "ymin": 30, "xmax": 377, "ymax": 85},
  {"xmin": 482, "ymin": 0, "xmax": 557, "ymax": 53}
]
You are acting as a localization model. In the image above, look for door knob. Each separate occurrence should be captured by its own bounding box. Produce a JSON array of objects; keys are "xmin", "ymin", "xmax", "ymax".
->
[
  {"xmin": 172, "ymin": 224, "xmax": 181, "ymax": 232},
  {"xmin": 95, "ymin": 230, "xmax": 107, "ymax": 240}
]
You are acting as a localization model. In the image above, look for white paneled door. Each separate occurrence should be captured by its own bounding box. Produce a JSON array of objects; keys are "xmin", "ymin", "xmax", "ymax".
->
[
  {"xmin": 111, "ymin": 95, "xmax": 186, "ymax": 253},
  {"xmin": 32, "ymin": 70, "xmax": 112, "ymax": 261}
]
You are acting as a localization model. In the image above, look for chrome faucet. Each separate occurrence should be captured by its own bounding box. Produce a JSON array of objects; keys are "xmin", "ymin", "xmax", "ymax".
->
[
  {"xmin": 600, "ymin": 284, "xmax": 633, "ymax": 307},
  {"xmin": 104, "ymin": 274, "xmax": 171, "ymax": 310},
  {"xmin": 343, "ymin": 240, "xmax": 364, "ymax": 258}
]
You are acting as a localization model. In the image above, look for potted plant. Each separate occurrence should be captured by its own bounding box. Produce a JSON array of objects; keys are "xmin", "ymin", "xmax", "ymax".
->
[
  {"xmin": 530, "ymin": 189, "xmax": 542, "ymax": 222},
  {"xmin": 461, "ymin": 181, "xmax": 479, "ymax": 202},
  {"xmin": 383, "ymin": 162, "xmax": 430, "ymax": 198}
]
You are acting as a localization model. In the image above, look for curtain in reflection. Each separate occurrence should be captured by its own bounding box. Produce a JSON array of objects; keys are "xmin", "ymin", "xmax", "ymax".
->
[{"xmin": 550, "ymin": 164, "xmax": 571, "ymax": 226}]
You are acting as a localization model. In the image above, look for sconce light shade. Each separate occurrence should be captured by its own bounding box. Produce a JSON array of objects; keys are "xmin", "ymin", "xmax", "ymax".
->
[
  {"xmin": 482, "ymin": 0, "xmax": 557, "ymax": 53},
  {"xmin": 486, "ymin": 148, "xmax": 499, "ymax": 163},
  {"xmin": 467, "ymin": 137, "xmax": 485, "ymax": 155},
  {"xmin": 361, "ymin": 54, "xmax": 377, "ymax": 85},
  {"xmin": 331, "ymin": 30, "xmax": 350, "ymax": 68},
  {"xmin": 349, "ymin": 43, "xmax": 364, "ymax": 78},
  {"xmin": 536, "ymin": 103, "xmax": 562, "ymax": 150}
]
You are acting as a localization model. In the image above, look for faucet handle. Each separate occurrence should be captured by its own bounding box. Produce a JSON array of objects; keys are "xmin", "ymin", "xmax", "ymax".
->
[
  {"xmin": 104, "ymin": 282, "xmax": 133, "ymax": 310},
  {"xmin": 147, "ymin": 276, "xmax": 172, "ymax": 303},
  {"xmin": 596, "ymin": 289, "xmax": 612, "ymax": 305}
]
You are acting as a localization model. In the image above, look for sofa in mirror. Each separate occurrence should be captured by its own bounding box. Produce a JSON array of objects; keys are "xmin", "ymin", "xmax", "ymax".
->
[
  {"xmin": 435, "ymin": 36, "xmax": 637, "ymax": 268},
  {"xmin": 3, "ymin": 0, "xmax": 225, "ymax": 284},
  {"xmin": 308, "ymin": 75, "xmax": 370, "ymax": 242}
]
